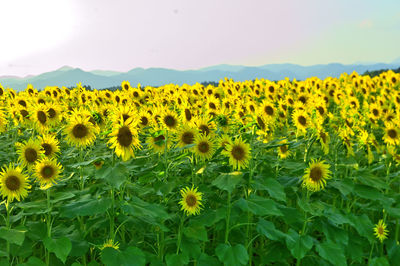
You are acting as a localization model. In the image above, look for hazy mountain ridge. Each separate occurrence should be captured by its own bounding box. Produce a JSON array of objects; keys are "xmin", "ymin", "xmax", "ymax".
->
[{"xmin": 1, "ymin": 62, "xmax": 399, "ymax": 91}]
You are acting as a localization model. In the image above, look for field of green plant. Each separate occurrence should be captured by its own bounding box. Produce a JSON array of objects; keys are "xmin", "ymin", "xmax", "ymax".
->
[{"xmin": 0, "ymin": 70, "xmax": 400, "ymax": 265}]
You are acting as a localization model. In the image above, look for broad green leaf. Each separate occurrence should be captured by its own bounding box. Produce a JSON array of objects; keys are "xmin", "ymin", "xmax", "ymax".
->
[
  {"xmin": 43, "ymin": 237, "xmax": 72, "ymax": 264},
  {"xmin": 236, "ymin": 195, "xmax": 283, "ymax": 217},
  {"xmin": 354, "ymin": 184, "xmax": 384, "ymax": 201},
  {"xmin": 256, "ymin": 219, "xmax": 286, "ymax": 241},
  {"xmin": 18, "ymin": 256, "xmax": 46, "ymax": 266},
  {"xmin": 316, "ymin": 241, "xmax": 347, "ymax": 266},
  {"xmin": 121, "ymin": 196, "xmax": 170, "ymax": 221},
  {"xmin": 101, "ymin": 247, "xmax": 146, "ymax": 266},
  {"xmin": 253, "ymin": 177, "xmax": 286, "ymax": 202},
  {"xmin": 165, "ymin": 253, "xmax": 189, "ymax": 266},
  {"xmin": 95, "ymin": 162, "xmax": 128, "ymax": 189},
  {"xmin": 285, "ymin": 229, "xmax": 313, "ymax": 260},
  {"xmin": 60, "ymin": 198, "xmax": 112, "ymax": 218},
  {"xmin": 348, "ymin": 213, "xmax": 374, "ymax": 241},
  {"xmin": 369, "ymin": 257, "xmax": 390, "ymax": 266},
  {"xmin": 180, "ymin": 237, "xmax": 201, "ymax": 260},
  {"xmin": 197, "ymin": 253, "xmax": 220, "ymax": 266},
  {"xmin": 330, "ymin": 179, "xmax": 354, "ymax": 196},
  {"xmin": 215, "ymin": 244, "xmax": 249, "ymax": 266},
  {"xmin": 0, "ymin": 227, "xmax": 25, "ymax": 246},
  {"xmin": 183, "ymin": 225, "xmax": 208, "ymax": 241},
  {"xmin": 212, "ymin": 172, "xmax": 243, "ymax": 193}
]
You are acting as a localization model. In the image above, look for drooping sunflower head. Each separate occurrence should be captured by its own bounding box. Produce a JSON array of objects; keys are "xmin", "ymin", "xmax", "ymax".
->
[
  {"xmin": 277, "ymin": 139, "xmax": 290, "ymax": 159},
  {"xmin": 383, "ymin": 122, "xmax": 400, "ymax": 146},
  {"xmin": 0, "ymin": 163, "xmax": 31, "ymax": 202},
  {"xmin": 64, "ymin": 115, "xmax": 98, "ymax": 148},
  {"xmin": 176, "ymin": 126, "xmax": 197, "ymax": 149},
  {"xmin": 193, "ymin": 134, "xmax": 215, "ymax": 161},
  {"xmin": 34, "ymin": 158, "xmax": 63, "ymax": 189},
  {"xmin": 16, "ymin": 139, "xmax": 44, "ymax": 169},
  {"xmin": 374, "ymin": 219, "xmax": 389, "ymax": 243},
  {"xmin": 223, "ymin": 137, "xmax": 251, "ymax": 170},
  {"xmin": 100, "ymin": 239, "xmax": 120, "ymax": 251},
  {"xmin": 179, "ymin": 185, "xmax": 203, "ymax": 216},
  {"xmin": 147, "ymin": 130, "xmax": 169, "ymax": 153},
  {"xmin": 108, "ymin": 118, "xmax": 140, "ymax": 161},
  {"xmin": 39, "ymin": 134, "xmax": 60, "ymax": 158},
  {"xmin": 301, "ymin": 159, "xmax": 331, "ymax": 192}
]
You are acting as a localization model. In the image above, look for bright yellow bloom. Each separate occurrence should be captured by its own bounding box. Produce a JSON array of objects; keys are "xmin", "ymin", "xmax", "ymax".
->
[
  {"xmin": 374, "ymin": 220, "xmax": 389, "ymax": 243},
  {"xmin": 179, "ymin": 186, "xmax": 203, "ymax": 216}
]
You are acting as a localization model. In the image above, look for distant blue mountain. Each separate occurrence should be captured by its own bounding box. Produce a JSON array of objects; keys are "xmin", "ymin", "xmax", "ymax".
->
[{"xmin": 1, "ymin": 62, "xmax": 399, "ymax": 91}]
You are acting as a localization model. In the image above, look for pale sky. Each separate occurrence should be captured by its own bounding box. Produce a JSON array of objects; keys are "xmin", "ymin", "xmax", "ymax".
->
[{"xmin": 1, "ymin": 0, "xmax": 399, "ymax": 77}]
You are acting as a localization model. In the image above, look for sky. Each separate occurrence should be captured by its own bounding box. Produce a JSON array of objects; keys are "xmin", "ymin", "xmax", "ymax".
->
[{"xmin": 0, "ymin": 0, "xmax": 400, "ymax": 77}]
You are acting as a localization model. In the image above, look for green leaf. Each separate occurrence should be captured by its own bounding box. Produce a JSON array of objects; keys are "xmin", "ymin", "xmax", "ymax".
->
[
  {"xmin": 253, "ymin": 177, "xmax": 286, "ymax": 202},
  {"xmin": 316, "ymin": 241, "xmax": 347, "ymax": 266},
  {"xmin": 183, "ymin": 225, "xmax": 208, "ymax": 241},
  {"xmin": 60, "ymin": 197, "xmax": 112, "ymax": 218},
  {"xmin": 0, "ymin": 227, "xmax": 25, "ymax": 246},
  {"xmin": 285, "ymin": 229, "xmax": 313, "ymax": 260},
  {"xmin": 165, "ymin": 253, "xmax": 189, "ymax": 266},
  {"xmin": 354, "ymin": 184, "xmax": 384, "ymax": 201},
  {"xmin": 256, "ymin": 219, "xmax": 286, "ymax": 241},
  {"xmin": 197, "ymin": 253, "xmax": 220, "ymax": 266},
  {"xmin": 369, "ymin": 257, "xmax": 390, "ymax": 266},
  {"xmin": 101, "ymin": 247, "xmax": 146, "ymax": 266},
  {"xmin": 215, "ymin": 244, "xmax": 249, "ymax": 266},
  {"xmin": 121, "ymin": 196, "xmax": 170, "ymax": 221},
  {"xmin": 236, "ymin": 195, "xmax": 283, "ymax": 217},
  {"xmin": 348, "ymin": 213, "xmax": 374, "ymax": 241},
  {"xmin": 212, "ymin": 172, "xmax": 243, "ymax": 194},
  {"xmin": 95, "ymin": 162, "xmax": 128, "ymax": 189},
  {"xmin": 43, "ymin": 237, "xmax": 72, "ymax": 264},
  {"xmin": 18, "ymin": 256, "xmax": 46, "ymax": 266},
  {"xmin": 330, "ymin": 179, "xmax": 354, "ymax": 196}
]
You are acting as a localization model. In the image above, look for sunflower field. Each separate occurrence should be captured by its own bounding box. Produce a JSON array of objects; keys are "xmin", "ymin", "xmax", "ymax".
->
[{"xmin": 0, "ymin": 70, "xmax": 400, "ymax": 266}]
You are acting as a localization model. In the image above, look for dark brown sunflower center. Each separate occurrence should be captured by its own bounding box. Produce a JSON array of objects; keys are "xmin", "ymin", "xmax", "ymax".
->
[
  {"xmin": 257, "ymin": 117, "xmax": 265, "ymax": 130},
  {"xmin": 310, "ymin": 167, "xmax": 322, "ymax": 182},
  {"xmin": 37, "ymin": 111, "xmax": 47, "ymax": 124},
  {"xmin": 5, "ymin": 175, "xmax": 20, "ymax": 191},
  {"xmin": 298, "ymin": 116, "xmax": 307, "ymax": 126},
  {"xmin": 18, "ymin": 100, "xmax": 27, "ymax": 107},
  {"xmin": 185, "ymin": 109, "xmax": 192, "ymax": 121},
  {"xmin": 320, "ymin": 132, "xmax": 327, "ymax": 143},
  {"xmin": 124, "ymin": 84, "xmax": 129, "ymax": 90},
  {"xmin": 41, "ymin": 166, "xmax": 54, "ymax": 179},
  {"xmin": 154, "ymin": 135, "xmax": 165, "ymax": 146},
  {"xmin": 42, "ymin": 143, "xmax": 52, "ymax": 156},
  {"xmin": 372, "ymin": 109, "xmax": 379, "ymax": 116},
  {"xmin": 299, "ymin": 96, "xmax": 306, "ymax": 104},
  {"xmin": 133, "ymin": 91, "xmax": 139, "ymax": 98},
  {"xmin": 181, "ymin": 132, "xmax": 194, "ymax": 145},
  {"xmin": 164, "ymin": 115, "xmax": 177, "ymax": 128},
  {"xmin": 140, "ymin": 116, "xmax": 149, "ymax": 126},
  {"xmin": 185, "ymin": 194, "xmax": 197, "ymax": 207},
  {"xmin": 209, "ymin": 102, "xmax": 216, "ymax": 109},
  {"xmin": 378, "ymin": 227, "xmax": 384, "ymax": 235},
  {"xmin": 72, "ymin": 124, "xmax": 88, "ymax": 139},
  {"xmin": 388, "ymin": 129, "xmax": 397, "ymax": 139},
  {"xmin": 25, "ymin": 148, "xmax": 38, "ymax": 163},
  {"xmin": 280, "ymin": 145, "xmax": 288, "ymax": 153},
  {"xmin": 117, "ymin": 126, "xmax": 133, "ymax": 147},
  {"xmin": 264, "ymin": 106, "xmax": 274, "ymax": 116},
  {"xmin": 20, "ymin": 109, "xmax": 29, "ymax": 118},
  {"xmin": 122, "ymin": 114, "xmax": 130, "ymax": 122},
  {"xmin": 48, "ymin": 108, "xmax": 56, "ymax": 118},
  {"xmin": 198, "ymin": 141, "xmax": 210, "ymax": 153},
  {"xmin": 231, "ymin": 145, "xmax": 245, "ymax": 161},
  {"xmin": 317, "ymin": 107, "xmax": 325, "ymax": 115},
  {"xmin": 199, "ymin": 125, "xmax": 210, "ymax": 135},
  {"xmin": 38, "ymin": 99, "xmax": 45, "ymax": 104}
]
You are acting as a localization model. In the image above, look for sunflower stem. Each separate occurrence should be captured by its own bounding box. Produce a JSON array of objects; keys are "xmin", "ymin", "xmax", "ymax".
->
[
  {"xmin": 46, "ymin": 189, "xmax": 52, "ymax": 266},
  {"xmin": 368, "ymin": 241, "xmax": 375, "ymax": 262},
  {"xmin": 5, "ymin": 200, "xmax": 11, "ymax": 262},
  {"xmin": 225, "ymin": 192, "xmax": 232, "ymax": 244},
  {"xmin": 176, "ymin": 213, "xmax": 185, "ymax": 254}
]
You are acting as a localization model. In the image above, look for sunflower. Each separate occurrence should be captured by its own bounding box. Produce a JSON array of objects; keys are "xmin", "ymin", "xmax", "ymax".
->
[
  {"xmin": 317, "ymin": 129, "xmax": 330, "ymax": 155},
  {"xmin": 161, "ymin": 109, "xmax": 180, "ymax": 131},
  {"xmin": 374, "ymin": 220, "xmax": 389, "ymax": 243},
  {"xmin": 277, "ymin": 139, "xmax": 291, "ymax": 159},
  {"xmin": 179, "ymin": 185, "xmax": 203, "ymax": 216},
  {"xmin": 64, "ymin": 115, "xmax": 98, "ymax": 148},
  {"xmin": 301, "ymin": 159, "xmax": 331, "ymax": 192},
  {"xmin": 108, "ymin": 117, "xmax": 140, "ymax": 161},
  {"xmin": 383, "ymin": 122, "xmax": 400, "ymax": 146},
  {"xmin": 0, "ymin": 164, "xmax": 31, "ymax": 202},
  {"xmin": 176, "ymin": 125, "xmax": 197, "ymax": 149},
  {"xmin": 193, "ymin": 116, "xmax": 215, "ymax": 136},
  {"xmin": 16, "ymin": 139, "xmax": 44, "ymax": 169},
  {"xmin": 292, "ymin": 109, "xmax": 310, "ymax": 134},
  {"xmin": 147, "ymin": 131, "xmax": 169, "ymax": 153},
  {"xmin": 34, "ymin": 158, "xmax": 63, "ymax": 189},
  {"xmin": 137, "ymin": 109, "xmax": 152, "ymax": 129},
  {"xmin": 193, "ymin": 134, "xmax": 216, "ymax": 161},
  {"xmin": 222, "ymin": 137, "xmax": 251, "ymax": 170},
  {"xmin": 217, "ymin": 134, "xmax": 232, "ymax": 151},
  {"xmin": 38, "ymin": 134, "xmax": 60, "ymax": 158},
  {"xmin": 32, "ymin": 104, "xmax": 50, "ymax": 133},
  {"xmin": 0, "ymin": 110, "xmax": 7, "ymax": 133},
  {"xmin": 100, "ymin": 239, "xmax": 120, "ymax": 250}
]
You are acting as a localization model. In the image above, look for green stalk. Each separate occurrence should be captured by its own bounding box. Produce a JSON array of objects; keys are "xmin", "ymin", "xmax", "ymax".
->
[
  {"xmin": 110, "ymin": 188, "xmax": 115, "ymax": 240},
  {"xmin": 225, "ymin": 192, "xmax": 232, "ymax": 244},
  {"xmin": 176, "ymin": 214, "xmax": 185, "ymax": 254},
  {"xmin": 46, "ymin": 189, "xmax": 52, "ymax": 266},
  {"xmin": 5, "ymin": 201, "xmax": 11, "ymax": 263}
]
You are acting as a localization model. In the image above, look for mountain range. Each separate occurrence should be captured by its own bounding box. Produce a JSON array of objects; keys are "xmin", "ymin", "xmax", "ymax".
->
[{"xmin": 1, "ymin": 60, "xmax": 400, "ymax": 91}]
